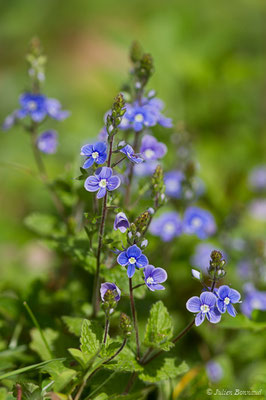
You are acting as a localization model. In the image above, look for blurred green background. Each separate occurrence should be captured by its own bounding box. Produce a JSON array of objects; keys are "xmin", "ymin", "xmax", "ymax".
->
[{"xmin": 0, "ymin": 0, "xmax": 266, "ymax": 397}]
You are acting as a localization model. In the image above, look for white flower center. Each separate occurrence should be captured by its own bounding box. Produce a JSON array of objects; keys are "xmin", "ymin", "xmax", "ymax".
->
[
  {"xmin": 146, "ymin": 277, "xmax": 154, "ymax": 284},
  {"xmin": 28, "ymin": 101, "xmax": 37, "ymax": 111},
  {"xmin": 129, "ymin": 257, "xmax": 136, "ymax": 264},
  {"xmin": 192, "ymin": 217, "xmax": 202, "ymax": 228},
  {"xmin": 92, "ymin": 151, "xmax": 99, "ymax": 159},
  {"xmin": 134, "ymin": 113, "xmax": 144, "ymax": 122},
  {"xmin": 164, "ymin": 222, "xmax": 175, "ymax": 234},
  {"xmin": 144, "ymin": 149, "xmax": 155, "ymax": 159},
  {"xmin": 224, "ymin": 297, "xmax": 230, "ymax": 305},
  {"xmin": 99, "ymin": 179, "xmax": 107, "ymax": 188},
  {"xmin": 200, "ymin": 304, "xmax": 210, "ymax": 313}
]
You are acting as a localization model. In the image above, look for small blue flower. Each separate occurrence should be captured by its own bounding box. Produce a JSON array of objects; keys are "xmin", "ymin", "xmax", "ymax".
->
[
  {"xmin": 206, "ymin": 361, "xmax": 223, "ymax": 383},
  {"xmin": 143, "ymin": 97, "xmax": 173, "ymax": 128},
  {"xmin": 100, "ymin": 282, "xmax": 121, "ymax": 302},
  {"xmin": 149, "ymin": 212, "xmax": 182, "ymax": 242},
  {"xmin": 45, "ymin": 97, "xmax": 70, "ymax": 121},
  {"xmin": 114, "ymin": 212, "xmax": 130, "ymax": 233},
  {"xmin": 120, "ymin": 144, "xmax": 143, "ymax": 164},
  {"xmin": 123, "ymin": 104, "xmax": 157, "ymax": 132},
  {"xmin": 248, "ymin": 199, "xmax": 266, "ymax": 221},
  {"xmin": 186, "ymin": 292, "xmax": 221, "ymax": 326},
  {"xmin": 248, "ymin": 165, "xmax": 266, "ymax": 191},
  {"xmin": 117, "ymin": 244, "xmax": 148, "ymax": 278},
  {"xmin": 84, "ymin": 167, "xmax": 120, "ymax": 199},
  {"xmin": 140, "ymin": 134, "xmax": 167, "ymax": 161},
  {"xmin": 144, "ymin": 265, "xmax": 167, "ymax": 291},
  {"xmin": 164, "ymin": 170, "xmax": 185, "ymax": 198},
  {"xmin": 183, "ymin": 206, "xmax": 216, "ymax": 239},
  {"xmin": 216, "ymin": 285, "xmax": 241, "ymax": 317},
  {"xmin": 241, "ymin": 283, "xmax": 266, "ymax": 318},
  {"xmin": 2, "ymin": 110, "xmax": 18, "ymax": 131},
  {"xmin": 134, "ymin": 160, "xmax": 158, "ymax": 177},
  {"xmin": 17, "ymin": 93, "xmax": 47, "ymax": 122},
  {"xmin": 81, "ymin": 142, "xmax": 107, "ymax": 169},
  {"xmin": 37, "ymin": 130, "xmax": 58, "ymax": 154}
]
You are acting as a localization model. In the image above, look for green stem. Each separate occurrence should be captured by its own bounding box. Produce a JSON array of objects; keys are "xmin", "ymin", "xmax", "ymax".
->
[
  {"xmin": 129, "ymin": 278, "xmax": 140, "ymax": 359},
  {"xmin": 103, "ymin": 316, "xmax": 110, "ymax": 345},
  {"xmin": 125, "ymin": 131, "xmax": 141, "ymax": 208},
  {"xmin": 23, "ymin": 301, "xmax": 53, "ymax": 359}
]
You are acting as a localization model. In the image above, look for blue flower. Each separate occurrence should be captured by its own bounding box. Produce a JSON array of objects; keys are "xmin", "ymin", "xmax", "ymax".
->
[
  {"xmin": 183, "ymin": 206, "xmax": 216, "ymax": 239},
  {"xmin": 117, "ymin": 244, "xmax": 148, "ymax": 278},
  {"xmin": 4, "ymin": 93, "xmax": 69, "ymax": 125},
  {"xmin": 248, "ymin": 165, "xmax": 266, "ymax": 191},
  {"xmin": 241, "ymin": 283, "xmax": 266, "ymax": 318},
  {"xmin": 216, "ymin": 285, "xmax": 241, "ymax": 317},
  {"xmin": 144, "ymin": 265, "xmax": 167, "ymax": 291},
  {"xmin": 100, "ymin": 282, "xmax": 121, "ymax": 302},
  {"xmin": 84, "ymin": 167, "xmax": 120, "ymax": 199},
  {"xmin": 120, "ymin": 144, "xmax": 143, "ymax": 164},
  {"xmin": 143, "ymin": 97, "xmax": 173, "ymax": 128},
  {"xmin": 134, "ymin": 160, "xmax": 158, "ymax": 177},
  {"xmin": 17, "ymin": 93, "xmax": 47, "ymax": 122},
  {"xmin": 206, "ymin": 361, "xmax": 223, "ymax": 383},
  {"xmin": 114, "ymin": 212, "xmax": 130, "ymax": 233},
  {"xmin": 248, "ymin": 199, "xmax": 266, "ymax": 221},
  {"xmin": 81, "ymin": 142, "xmax": 107, "ymax": 169},
  {"xmin": 164, "ymin": 170, "xmax": 185, "ymax": 198},
  {"xmin": 140, "ymin": 134, "xmax": 167, "ymax": 161},
  {"xmin": 122, "ymin": 104, "xmax": 157, "ymax": 132},
  {"xmin": 186, "ymin": 292, "xmax": 221, "ymax": 326},
  {"xmin": 149, "ymin": 212, "xmax": 182, "ymax": 242},
  {"xmin": 37, "ymin": 130, "xmax": 58, "ymax": 154}
]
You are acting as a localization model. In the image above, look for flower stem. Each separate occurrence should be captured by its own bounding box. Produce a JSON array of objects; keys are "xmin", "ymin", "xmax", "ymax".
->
[
  {"xmin": 92, "ymin": 135, "xmax": 114, "ymax": 317},
  {"xmin": 129, "ymin": 277, "xmax": 140, "ymax": 359},
  {"xmin": 125, "ymin": 131, "xmax": 141, "ymax": 207},
  {"xmin": 103, "ymin": 315, "xmax": 110, "ymax": 345},
  {"xmin": 111, "ymin": 155, "xmax": 126, "ymax": 168}
]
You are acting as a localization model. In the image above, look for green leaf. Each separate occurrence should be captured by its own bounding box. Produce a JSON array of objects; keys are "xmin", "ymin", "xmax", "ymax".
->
[
  {"xmin": 103, "ymin": 347, "xmax": 143, "ymax": 373},
  {"xmin": 41, "ymin": 360, "xmax": 77, "ymax": 392},
  {"xmin": 80, "ymin": 320, "xmax": 101, "ymax": 355},
  {"xmin": 30, "ymin": 328, "xmax": 59, "ymax": 361},
  {"xmin": 100, "ymin": 341, "xmax": 122, "ymax": 359},
  {"xmin": 139, "ymin": 358, "xmax": 188, "ymax": 383},
  {"xmin": 68, "ymin": 348, "xmax": 94, "ymax": 369},
  {"xmin": 0, "ymin": 358, "xmax": 65, "ymax": 380},
  {"xmin": 93, "ymin": 395, "xmax": 109, "ymax": 400},
  {"xmin": 62, "ymin": 316, "xmax": 84, "ymax": 336},
  {"xmin": 219, "ymin": 314, "xmax": 266, "ymax": 332},
  {"xmin": 144, "ymin": 301, "xmax": 174, "ymax": 351},
  {"xmin": 24, "ymin": 213, "xmax": 60, "ymax": 237}
]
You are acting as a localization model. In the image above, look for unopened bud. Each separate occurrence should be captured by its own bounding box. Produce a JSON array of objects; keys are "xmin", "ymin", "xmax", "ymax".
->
[{"xmin": 120, "ymin": 313, "xmax": 132, "ymax": 337}]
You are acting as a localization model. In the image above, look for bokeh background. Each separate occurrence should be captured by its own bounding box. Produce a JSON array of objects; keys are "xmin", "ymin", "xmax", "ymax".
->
[{"xmin": 1, "ymin": 0, "xmax": 266, "ymax": 398}]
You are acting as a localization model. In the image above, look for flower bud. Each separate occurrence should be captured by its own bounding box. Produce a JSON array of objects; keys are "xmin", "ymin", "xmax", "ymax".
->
[
  {"xmin": 191, "ymin": 269, "xmax": 202, "ymax": 280},
  {"xmin": 130, "ymin": 41, "xmax": 143, "ymax": 63},
  {"xmin": 120, "ymin": 313, "xmax": 132, "ymax": 337}
]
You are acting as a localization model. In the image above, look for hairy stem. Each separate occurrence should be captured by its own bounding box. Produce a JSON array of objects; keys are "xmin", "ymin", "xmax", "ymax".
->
[
  {"xmin": 129, "ymin": 278, "xmax": 140, "ymax": 359},
  {"xmin": 92, "ymin": 135, "xmax": 114, "ymax": 317},
  {"xmin": 125, "ymin": 131, "xmax": 141, "ymax": 207},
  {"xmin": 103, "ymin": 316, "xmax": 110, "ymax": 345}
]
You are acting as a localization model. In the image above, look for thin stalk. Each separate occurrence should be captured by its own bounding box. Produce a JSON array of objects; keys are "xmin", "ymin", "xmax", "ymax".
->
[
  {"xmin": 125, "ymin": 131, "xmax": 141, "ymax": 207},
  {"xmin": 132, "ymin": 283, "xmax": 145, "ymax": 290},
  {"xmin": 16, "ymin": 384, "xmax": 22, "ymax": 400},
  {"xmin": 92, "ymin": 134, "xmax": 114, "ymax": 317},
  {"xmin": 103, "ymin": 316, "xmax": 110, "ymax": 345},
  {"xmin": 111, "ymin": 156, "xmax": 126, "ymax": 168},
  {"xmin": 23, "ymin": 301, "xmax": 53, "ymax": 359},
  {"xmin": 84, "ymin": 371, "xmax": 117, "ymax": 400},
  {"xmin": 129, "ymin": 278, "xmax": 140, "ymax": 359}
]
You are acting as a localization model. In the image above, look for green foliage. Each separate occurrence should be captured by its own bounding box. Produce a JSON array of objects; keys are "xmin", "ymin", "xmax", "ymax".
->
[
  {"xmin": 30, "ymin": 328, "xmax": 58, "ymax": 361},
  {"xmin": 103, "ymin": 347, "xmax": 143, "ymax": 373},
  {"xmin": 41, "ymin": 360, "xmax": 77, "ymax": 392},
  {"xmin": 139, "ymin": 358, "xmax": 188, "ymax": 383},
  {"xmin": 144, "ymin": 301, "xmax": 174, "ymax": 351},
  {"xmin": 80, "ymin": 319, "xmax": 101, "ymax": 355},
  {"xmin": 219, "ymin": 314, "xmax": 266, "ymax": 332},
  {"xmin": 24, "ymin": 213, "xmax": 61, "ymax": 237},
  {"xmin": 62, "ymin": 316, "xmax": 84, "ymax": 336}
]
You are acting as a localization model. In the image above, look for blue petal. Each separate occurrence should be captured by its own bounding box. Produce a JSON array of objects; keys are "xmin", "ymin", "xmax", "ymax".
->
[
  {"xmin": 136, "ymin": 254, "xmax": 148, "ymax": 269},
  {"xmin": 97, "ymin": 187, "xmax": 106, "ymax": 199},
  {"xmin": 229, "ymin": 288, "xmax": 241, "ymax": 303},
  {"xmin": 107, "ymin": 176, "xmax": 121, "ymax": 191},
  {"xmin": 83, "ymin": 157, "xmax": 94, "ymax": 169},
  {"xmin": 207, "ymin": 308, "xmax": 221, "ymax": 324},
  {"xmin": 144, "ymin": 265, "xmax": 155, "ymax": 280},
  {"xmin": 195, "ymin": 312, "xmax": 205, "ymax": 326},
  {"xmin": 97, "ymin": 153, "xmax": 107, "ymax": 164},
  {"xmin": 31, "ymin": 110, "xmax": 46, "ymax": 122},
  {"xmin": 81, "ymin": 144, "xmax": 93, "ymax": 156},
  {"xmin": 152, "ymin": 267, "xmax": 167, "ymax": 283},
  {"xmin": 127, "ymin": 245, "xmax": 142, "ymax": 259},
  {"xmin": 127, "ymin": 264, "xmax": 136, "ymax": 278},
  {"xmin": 84, "ymin": 176, "xmax": 99, "ymax": 192},
  {"xmin": 217, "ymin": 299, "xmax": 226, "ymax": 314},
  {"xmin": 227, "ymin": 303, "xmax": 237, "ymax": 317},
  {"xmin": 117, "ymin": 251, "xmax": 129, "ymax": 266},
  {"xmin": 200, "ymin": 291, "xmax": 217, "ymax": 307},
  {"xmin": 151, "ymin": 283, "xmax": 165, "ymax": 291},
  {"xmin": 186, "ymin": 296, "xmax": 201, "ymax": 313},
  {"xmin": 95, "ymin": 141, "xmax": 107, "ymax": 153},
  {"xmin": 218, "ymin": 285, "xmax": 230, "ymax": 300},
  {"xmin": 96, "ymin": 166, "xmax": 113, "ymax": 179}
]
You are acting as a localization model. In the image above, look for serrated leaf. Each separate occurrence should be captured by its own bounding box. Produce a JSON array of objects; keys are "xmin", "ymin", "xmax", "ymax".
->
[
  {"xmin": 41, "ymin": 360, "xmax": 77, "ymax": 392},
  {"xmin": 100, "ymin": 341, "xmax": 121, "ymax": 359},
  {"xmin": 144, "ymin": 301, "xmax": 173, "ymax": 351},
  {"xmin": 30, "ymin": 328, "xmax": 59, "ymax": 361},
  {"xmin": 103, "ymin": 347, "xmax": 143, "ymax": 373},
  {"xmin": 62, "ymin": 316, "xmax": 84, "ymax": 336},
  {"xmin": 80, "ymin": 320, "xmax": 100, "ymax": 355},
  {"xmin": 139, "ymin": 358, "xmax": 188, "ymax": 383}
]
